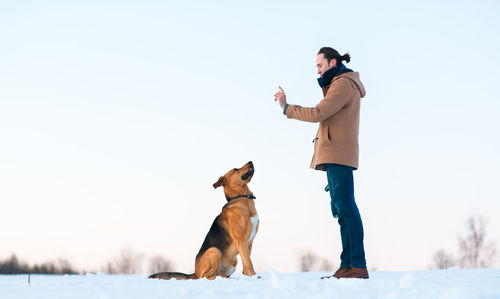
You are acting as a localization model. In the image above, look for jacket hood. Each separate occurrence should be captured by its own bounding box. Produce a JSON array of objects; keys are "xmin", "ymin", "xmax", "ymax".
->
[{"xmin": 334, "ymin": 72, "xmax": 366, "ymax": 98}]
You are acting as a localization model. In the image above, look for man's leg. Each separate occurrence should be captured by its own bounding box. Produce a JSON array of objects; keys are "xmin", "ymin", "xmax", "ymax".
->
[
  {"xmin": 326, "ymin": 163, "xmax": 367, "ymax": 270},
  {"xmin": 343, "ymin": 210, "xmax": 366, "ymax": 269},
  {"xmin": 336, "ymin": 216, "xmax": 351, "ymax": 268},
  {"xmin": 326, "ymin": 164, "xmax": 350, "ymax": 269}
]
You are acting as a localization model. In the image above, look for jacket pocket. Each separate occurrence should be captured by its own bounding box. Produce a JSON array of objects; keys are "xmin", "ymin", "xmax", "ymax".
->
[{"xmin": 319, "ymin": 124, "xmax": 331, "ymax": 145}]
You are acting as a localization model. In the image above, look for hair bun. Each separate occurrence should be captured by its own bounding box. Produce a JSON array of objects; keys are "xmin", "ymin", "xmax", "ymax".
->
[{"xmin": 342, "ymin": 53, "xmax": 351, "ymax": 63}]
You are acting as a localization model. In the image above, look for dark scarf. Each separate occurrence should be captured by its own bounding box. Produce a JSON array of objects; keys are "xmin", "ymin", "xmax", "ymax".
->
[{"xmin": 317, "ymin": 63, "xmax": 353, "ymax": 88}]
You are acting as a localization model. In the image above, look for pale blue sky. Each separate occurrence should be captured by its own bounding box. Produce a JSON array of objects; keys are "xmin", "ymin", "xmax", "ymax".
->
[{"xmin": 1, "ymin": 0, "xmax": 499, "ymax": 272}]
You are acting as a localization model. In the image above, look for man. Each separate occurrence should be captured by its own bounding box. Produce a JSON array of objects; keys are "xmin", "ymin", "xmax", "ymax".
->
[{"xmin": 274, "ymin": 47, "xmax": 368, "ymax": 279}]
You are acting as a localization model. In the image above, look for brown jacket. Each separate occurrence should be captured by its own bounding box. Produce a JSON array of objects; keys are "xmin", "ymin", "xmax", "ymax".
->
[{"xmin": 286, "ymin": 72, "xmax": 366, "ymax": 170}]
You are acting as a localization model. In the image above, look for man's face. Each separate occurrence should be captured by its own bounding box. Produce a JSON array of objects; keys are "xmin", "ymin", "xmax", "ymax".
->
[{"xmin": 316, "ymin": 54, "xmax": 337, "ymax": 76}]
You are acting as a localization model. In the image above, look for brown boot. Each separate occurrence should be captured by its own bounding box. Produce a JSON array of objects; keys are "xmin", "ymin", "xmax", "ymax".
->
[
  {"xmin": 320, "ymin": 267, "xmax": 350, "ymax": 279},
  {"xmin": 339, "ymin": 267, "xmax": 369, "ymax": 279},
  {"xmin": 333, "ymin": 267, "xmax": 350, "ymax": 278}
]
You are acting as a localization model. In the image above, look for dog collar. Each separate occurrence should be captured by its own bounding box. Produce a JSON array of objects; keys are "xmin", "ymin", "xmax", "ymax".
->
[{"xmin": 227, "ymin": 194, "xmax": 256, "ymax": 201}]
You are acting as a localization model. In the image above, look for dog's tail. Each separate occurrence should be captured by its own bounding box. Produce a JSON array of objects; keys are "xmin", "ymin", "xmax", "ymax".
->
[{"xmin": 148, "ymin": 272, "xmax": 197, "ymax": 280}]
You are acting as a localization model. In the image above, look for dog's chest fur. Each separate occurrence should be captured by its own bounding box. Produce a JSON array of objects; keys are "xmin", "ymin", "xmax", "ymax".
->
[
  {"xmin": 221, "ymin": 197, "xmax": 258, "ymax": 244},
  {"xmin": 248, "ymin": 215, "xmax": 259, "ymax": 243}
]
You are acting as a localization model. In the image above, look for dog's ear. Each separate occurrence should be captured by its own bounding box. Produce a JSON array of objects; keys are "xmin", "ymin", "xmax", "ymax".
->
[{"xmin": 213, "ymin": 176, "xmax": 225, "ymax": 189}]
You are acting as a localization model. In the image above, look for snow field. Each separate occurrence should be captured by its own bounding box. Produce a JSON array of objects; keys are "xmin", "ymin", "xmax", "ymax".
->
[{"xmin": 1, "ymin": 268, "xmax": 500, "ymax": 299}]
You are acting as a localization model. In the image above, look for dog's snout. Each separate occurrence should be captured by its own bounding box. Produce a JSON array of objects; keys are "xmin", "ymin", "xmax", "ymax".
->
[{"xmin": 248, "ymin": 161, "xmax": 253, "ymax": 166}]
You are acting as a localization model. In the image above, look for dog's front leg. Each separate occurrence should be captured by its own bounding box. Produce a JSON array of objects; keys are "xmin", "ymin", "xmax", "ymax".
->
[{"xmin": 237, "ymin": 244, "xmax": 256, "ymax": 276}]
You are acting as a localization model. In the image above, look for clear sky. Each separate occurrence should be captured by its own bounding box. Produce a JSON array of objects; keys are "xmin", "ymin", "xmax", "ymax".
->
[{"xmin": 1, "ymin": 0, "xmax": 500, "ymax": 273}]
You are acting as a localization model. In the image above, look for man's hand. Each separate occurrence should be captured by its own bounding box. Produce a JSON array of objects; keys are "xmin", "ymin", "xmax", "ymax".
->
[{"xmin": 274, "ymin": 86, "xmax": 287, "ymax": 109}]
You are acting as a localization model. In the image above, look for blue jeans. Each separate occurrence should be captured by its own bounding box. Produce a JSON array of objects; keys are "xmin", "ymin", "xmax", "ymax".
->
[{"xmin": 325, "ymin": 163, "xmax": 367, "ymax": 269}]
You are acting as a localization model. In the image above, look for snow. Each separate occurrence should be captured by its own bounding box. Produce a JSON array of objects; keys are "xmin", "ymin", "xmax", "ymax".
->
[{"xmin": 1, "ymin": 268, "xmax": 500, "ymax": 299}]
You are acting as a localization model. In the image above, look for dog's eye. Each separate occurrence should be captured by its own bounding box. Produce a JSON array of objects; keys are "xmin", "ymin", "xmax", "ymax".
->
[{"xmin": 233, "ymin": 168, "xmax": 238, "ymax": 171}]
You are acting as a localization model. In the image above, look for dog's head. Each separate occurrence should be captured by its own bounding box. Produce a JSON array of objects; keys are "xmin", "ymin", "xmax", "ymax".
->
[{"xmin": 213, "ymin": 161, "xmax": 254, "ymax": 201}]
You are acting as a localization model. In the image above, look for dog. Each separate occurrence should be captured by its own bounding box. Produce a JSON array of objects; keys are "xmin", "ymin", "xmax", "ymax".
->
[{"xmin": 149, "ymin": 161, "xmax": 259, "ymax": 280}]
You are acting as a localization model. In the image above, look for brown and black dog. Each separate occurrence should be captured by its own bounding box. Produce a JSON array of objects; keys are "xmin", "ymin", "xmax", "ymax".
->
[{"xmin": 149, "ymin": 161, "xmax": 259, "ymax": 280}]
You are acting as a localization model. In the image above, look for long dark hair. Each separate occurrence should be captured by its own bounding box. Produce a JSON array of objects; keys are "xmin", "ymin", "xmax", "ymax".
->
[{"xmin": 318, "ymin": 47, "xmax": 351, "ymax": 64}]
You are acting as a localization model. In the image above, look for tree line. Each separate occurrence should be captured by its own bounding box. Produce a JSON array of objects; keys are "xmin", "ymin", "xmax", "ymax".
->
[
  {"xmin": 0, "ymin": 248, "xmax": 173, "ymax": 275},
  {"xmin": 0, "ymin": 255, "xmax": 78, "ymax": 274}
]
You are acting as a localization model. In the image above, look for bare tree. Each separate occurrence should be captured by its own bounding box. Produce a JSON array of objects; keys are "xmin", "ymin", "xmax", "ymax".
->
[
  {"xmin": 458, "ymin": 215, "xmax": 497, "ymax": 268},
  {"xmin": 53, "ymin": 258, "xmax": 79, "ymax": 274},
  {"xmin": 106, "ymin": 247, "xmax": 145, "ymax": 274},
  {"xmin": 300, "ymin": 251, "xmax": 318, "ymax": 272},
  {"xmin": 299, "ymin": 251, "xmax": 336, "ymax": 272},
  {"xmin": 319, "ymin": 258, "xmax": 333, "ymax": 271},
  {"xmin": 105, "ymin": 262, "xmax": 118, "ymax": 274},
  {"xmin": 148, "ymin": 255, "xmax": 172, "ymax": 274},
  {"xmin": 432, "ymin": 249, "xmax": 455, "ymax": 269}
]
